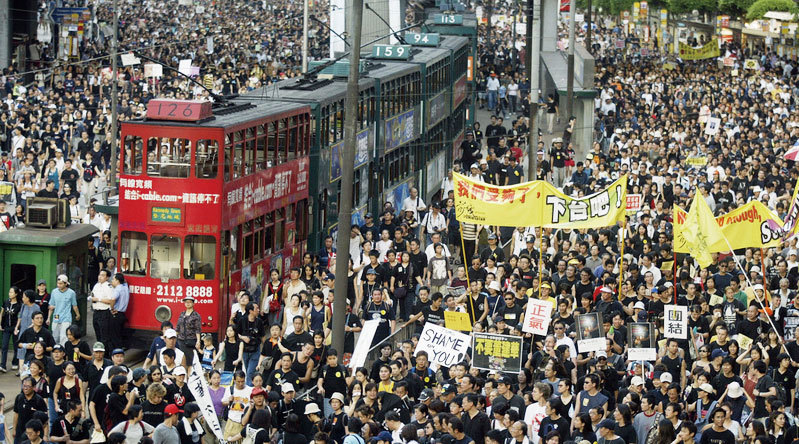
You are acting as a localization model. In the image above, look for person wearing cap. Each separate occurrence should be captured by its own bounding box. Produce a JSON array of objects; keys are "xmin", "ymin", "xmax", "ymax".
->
[
  {"xmin": 48, "ymin": 275, "xmax": 79, "ymax": 346},
  {"xmin": 34, "ymin": 279, "xmax": 50, "ymax": 321},
  {"xmin": 176, "ymin": 294, "xmax": 202, "ymax": 365},
  {"xmin": 152, "ymin": 403, "xmax": 182, "ymax": 444},
  {"xmin": 479, "ymin": 232, "xmax": 505, "ymax": 266},
  {"xmin": 100, "ymin": 347, "xmax": 133, "ymax": 384},
  {"xmin": 493, "ymin": 377, "xmax": 525, "ymax": 413},
  {"xmin": 595, "ymin": 418, "xmax": 622, "ymax": 444},
  {"xmin": 236, "ymin": 387, "xmax": 268, "ymax": 432},
  {"xmin": 89, "ymin": 268, "xmax": 115, "ymax": 350}
]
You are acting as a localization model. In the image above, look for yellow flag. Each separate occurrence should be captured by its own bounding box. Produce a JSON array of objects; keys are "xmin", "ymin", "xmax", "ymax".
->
[{"xmin": 683, "ymin": 196, "xmax": 725, "ymax": 268}]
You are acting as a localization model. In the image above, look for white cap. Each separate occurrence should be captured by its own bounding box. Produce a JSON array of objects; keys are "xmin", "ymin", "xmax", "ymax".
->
[
  {"xmin": 634, "ymin": 301, "xmax": 646, "ymax": 310},
  {"xmin": 57, "ymin": 274, "xmax": 69, "ymax": 285},
  {"xmin": 281, "ymin": 382, "xmax": 296, "ymax": 393},
  {"xmin": 660, "ymin": 372, "xmax": 673, "ymax": 383},
  {"xmin": 595, "ymin": 351, "xmax": 607, "ymax": 358},
  {"xmin": 753, "ymin": 283, "xmax": 764, "ymax": 291},
  {"xmin": 304, "ymin": 403, "xmax": 321, "ymax": 415},
  {"xmin": 172, "ymin": 366, "xmax": 187, "ymax": 376},
  {"xmin": 631, "ymin": 376, "xmax": 644, "ymax": 386},
  {"xmin": 164, "ymin": 329, "xmax": 177, "ymax": 338}
]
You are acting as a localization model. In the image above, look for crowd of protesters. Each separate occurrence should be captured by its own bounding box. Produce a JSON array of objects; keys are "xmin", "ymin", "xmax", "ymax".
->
[{"xmin": 11, "ymin": 1, "xmax": 799, "ymax": 444}]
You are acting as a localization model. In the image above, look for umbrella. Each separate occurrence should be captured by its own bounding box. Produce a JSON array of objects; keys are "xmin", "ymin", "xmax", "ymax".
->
[{"xmin": 785, "ymin": 144, "xmax": 799, "ymax": 161}]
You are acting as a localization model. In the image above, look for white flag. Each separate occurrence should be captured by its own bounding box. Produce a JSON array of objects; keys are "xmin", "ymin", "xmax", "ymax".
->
[{"xmin": 188, "ymin": 354, "xmax": 227, "ymax": 443}]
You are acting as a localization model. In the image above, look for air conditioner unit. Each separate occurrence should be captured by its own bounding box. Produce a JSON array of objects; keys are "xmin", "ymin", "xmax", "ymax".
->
[{"xmin": 26, "ymin": 201, "xmax": 57, "ymax": 227}]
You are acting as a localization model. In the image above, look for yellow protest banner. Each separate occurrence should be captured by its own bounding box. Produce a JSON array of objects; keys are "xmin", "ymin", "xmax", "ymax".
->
[
  {"xmin": 686, "ymin": 156, "xmax": 708, "ymax": 166},
  {"xmin": 709, "ymin": 294, "xmax": 723, "ymax": 306},
  {"xmin": 678, "ymin": 38, "xmax": 720, "ymax": 60},
  {"xmin": 453, "ymin": 173, "xmax": 628, "ymax": 229},
  {"xmin": 675, "ymin": 201, "xmax": 784, "ymax": 253},
  {"xmin": 744, "ymin": 59, "xmax": 760, "ymax": 70},
  {"xmin": 539, "ymin": 175, "xmax": 628, "ymax": 229},
  {"xmin": 453, "ymin": 172, "xmax": 543, "ymax": 226},
  {"xmin": 444, "ymin": 311, "xmax": 472, "ymax": 332}
]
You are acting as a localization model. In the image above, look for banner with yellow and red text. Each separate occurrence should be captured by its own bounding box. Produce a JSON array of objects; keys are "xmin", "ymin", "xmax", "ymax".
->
[
  {"xmin": 674, "ymin": 200, "xmax": 783, "ymax": 253},
  {"xmin": 453, "ymin": 172, "xmax": 627, "ymax": 228}
]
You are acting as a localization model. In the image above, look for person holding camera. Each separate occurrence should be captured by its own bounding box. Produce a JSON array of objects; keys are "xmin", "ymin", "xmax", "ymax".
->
[
  {"xmin": 49, "ymin": 400, "xmax": 92, "ymax": 443},
  {"xmin": 420, "ymin": 203, "xmax": 446, "ymax": 248}
]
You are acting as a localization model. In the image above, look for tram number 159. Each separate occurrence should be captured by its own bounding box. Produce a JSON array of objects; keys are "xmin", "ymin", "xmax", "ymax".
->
[{"xmin": 156, "ymin": 285, "xmax": 213, "ymax": 298}]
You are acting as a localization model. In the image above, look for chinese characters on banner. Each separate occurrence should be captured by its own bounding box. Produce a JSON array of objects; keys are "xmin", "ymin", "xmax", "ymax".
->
[
  {"xmin": 453, "ymin": 172, "xmax": 627, "ymax": 229},
  {"xmin": 664, "ymin": 305, "xmax": 688, "ymax": 339},
  {"xmin": 472, "ymin": 332, "xmax": 523, "ymax": 373},
  {"xmin": 187, "ymin": 354, "xmax": 226, "ymax": 442},
  {"xmin": 416, "ymin": 323, "xmax": 471, "ymax": 370},
  {"xmin": 522, "ymin": 299, "xmax": 554, "ymax": 335}
]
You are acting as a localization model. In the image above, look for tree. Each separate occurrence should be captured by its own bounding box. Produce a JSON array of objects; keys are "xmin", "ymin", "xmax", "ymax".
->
[
  {"xmin": 718, "ymin": 0, "xmax": 756, "ymax": 16},
  {"xmin": 668, "ymin": 0, "xmax": 718, "ymax": 14},
  {"xmin": 746, "ymin": 0, "xmax": 797, "ymax": 19}
]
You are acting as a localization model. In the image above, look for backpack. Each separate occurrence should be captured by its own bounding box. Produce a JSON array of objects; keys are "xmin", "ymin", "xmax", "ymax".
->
[
  {"xmin": 645, "ymin": 412, "xmax": 663, "ymax": 444},
  {"xmin": 771, "ymin": 370, "xmax": 788, "ymax": 403},
  {"xmin": 221, "ymin": 385, "xmax": 236, "ymax": 421}
]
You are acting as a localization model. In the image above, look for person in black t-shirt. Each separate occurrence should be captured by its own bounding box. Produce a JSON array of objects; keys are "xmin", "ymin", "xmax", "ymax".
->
[
  {"xmin": 13, "ymin": 378, "xmax": 48, "ymax": 442},
  {"xmin": 236, "ymin": 303, "xmax": 265, "ymax": 385},
  {"xmin": 283, "ymin": 316, "xmax": 312, "ymax": 352},
  {"xmin": 407, "ymin": 292, "xmax": 444, "ymax": 330},
  {"xmin": 60, "ymin": 159, "xmax": 80, "ymax": 191},
  {"xmin": 51, "ymin": 399, "xmax": 90, "ymax": 442},
  {"xmin": 700, "ymin": 408, "xmax": 736, "ymax": 444}
]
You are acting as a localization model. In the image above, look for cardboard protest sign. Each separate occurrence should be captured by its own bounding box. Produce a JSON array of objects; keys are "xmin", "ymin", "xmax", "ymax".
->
[
  {"xmin": 416, "ymin": 323, "xmax": 471, "ymax": 369},
  {"xmin": 576, "ymin": 313, "xmax": 605, "ymax": 353},
  {"xmin": 522, "ymin": 298, "xmax": 553, "ymax": 335}
]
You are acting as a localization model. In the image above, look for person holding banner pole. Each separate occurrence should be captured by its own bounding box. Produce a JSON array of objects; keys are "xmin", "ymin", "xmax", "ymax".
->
[
  {"xmin": 459, "ymin": 222, "xmax": 477, "ymax": 324},
  {"xmin": 719, "ymin": 233, "xmax": 789, "ymax": 355}
]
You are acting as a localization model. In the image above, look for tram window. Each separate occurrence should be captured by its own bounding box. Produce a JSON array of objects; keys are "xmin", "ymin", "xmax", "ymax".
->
[
  {"xmin": 287, "ymin": 117, "xmax": 297, "ymax": 161},
  {"xmin": 245, "ymin": 127, "xmax": 255, "ymax": 175},
  {"xmin": 150, "ymin": 234, "xmax": 181, "ymax": 279},
  {"xmin": 254, "ymin": 216, "xmax": 264, "ymax": 259},
  {"xmin": 124, "ymin": 136, "xmax": 143, "ymax": 175},
  {"xmin": 256, "ymin": 125, "xmax": 267, "ymax": 169},
  {"xmin": 196, "ymin": 140, "xmax": 219, "ymax": 179},
  {"xmin": 267, "ymin": 122, "xmax": 277, "ymax": 167},
  {"xmin": 264, "ymin": 212, "xmax": 274, "ymax": 255},
  {"xmin": 242, "ymin": 220, "xmax": 253, "ymax": 266},
  {"xmin": 275, "ymin": 208, "xmax": 285, "ymax": 251},
  {"xmin": 120, "ymin": 231, "xmax": 147, "ymax": 276},
  {"xmin": 184, "ymin": 235, "xmax": 216, "ymax": 280},
  {"xmin": 223, "ymin": 134, "xmax": 232, "ymax": 181},
  {"xmin": 148, "ymin": 138, "xmax": 191, "ymax": 178}
]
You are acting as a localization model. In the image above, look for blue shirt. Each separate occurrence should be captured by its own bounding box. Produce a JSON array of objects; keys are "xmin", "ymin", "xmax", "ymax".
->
[
  {"xmin": 50, "ymin": 287, "xmax": 77, "ymax": 323},
  {"xmin": 114, "ymin": 283, "xmax": 130, "ymax": 313}
]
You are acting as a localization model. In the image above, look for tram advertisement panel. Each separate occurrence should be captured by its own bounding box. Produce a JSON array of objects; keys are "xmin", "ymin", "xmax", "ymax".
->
[
  {"xmin": 453, "ymin": 74, "xmax": 468, "ymax": 109},
  {"xmin": 223, "ymin": 157, "xmax": 309, "ymax": 224}
]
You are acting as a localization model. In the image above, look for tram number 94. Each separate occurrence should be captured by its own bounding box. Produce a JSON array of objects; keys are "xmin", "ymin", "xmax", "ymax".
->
[{"xmin": 156, "ymin": 285, "xmax": 213, "ymax": 298}]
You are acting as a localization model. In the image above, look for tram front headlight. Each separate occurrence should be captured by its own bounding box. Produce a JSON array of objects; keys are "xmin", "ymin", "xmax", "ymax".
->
[{"xmin": 155, "ymin": 305, "xmax": 172, "ymax": 323}]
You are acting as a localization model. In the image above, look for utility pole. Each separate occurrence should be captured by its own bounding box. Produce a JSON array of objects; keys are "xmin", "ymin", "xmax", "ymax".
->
[
  {"xmin": 527, "ymin": 0, "xmax": 540, "ymax": 180},
  {"xmin": 302, "ymin": 0, "xmax": 309, "ymax": 72},
  {"xmin": 332, "ymin": 0, "xmax": 364, "ymax": 354},
  {"xmin": 109, "ymin": 0, "xmax": 119, "ymax": 189},
  {"xmin": 566, "ymin": 0, "xmax": 575, "ymax": 118},
  {"xmin": 586, "ymin": 0, "xmax": 592, "ymax": 53}
]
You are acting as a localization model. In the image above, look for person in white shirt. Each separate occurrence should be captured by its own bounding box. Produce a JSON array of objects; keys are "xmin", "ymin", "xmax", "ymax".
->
[
  {"xmin": 420, "ymin": 202, "xmax": 447, "ymax": 246},
  {"xmin": 401, "ymin": 187, "xmax": 426, "ymax": 224},
  {"xmin": 523, "ymin": 383, "xmax": 550, "ymax": 444},
  {"xmin": 89, "ymin": 269, "xmax": 115, "ymax": 350},
  {"xmin": 424, "ymin": 232, "xmax": 451, "ymax": 261}
]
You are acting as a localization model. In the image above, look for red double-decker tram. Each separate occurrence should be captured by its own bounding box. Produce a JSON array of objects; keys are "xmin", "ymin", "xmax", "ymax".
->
[{"xmin": 118, "ymin": 99, "xmax": 311, "ymax": 336}]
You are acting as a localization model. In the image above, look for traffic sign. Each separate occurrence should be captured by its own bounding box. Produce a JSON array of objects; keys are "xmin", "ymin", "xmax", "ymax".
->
[{"xmin": 49, "ymin": 7, "xmax": 91, "ymax": 24}]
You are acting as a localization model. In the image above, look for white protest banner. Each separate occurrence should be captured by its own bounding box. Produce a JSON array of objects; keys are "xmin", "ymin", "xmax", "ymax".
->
[
  {"xmin": 188, "ymin": 354, "xmax": 226, "ymax": 443},
  {"xmin": 144, "ymin": 63, "xmax": 162, "ymax": 78},
  {"xmin": 349, "ymin": 320, "xmax": 380, "ymax": 375},
  {"xmin": 704, "ymin": 117, "xmax": 721, "ymax": 135},
  {"xmin": 522, "ymin": 298, "xmax": 553, "ymax": 335},
  {"xmin": 416, "ymin": 323, "xmax": 471, "ymax": 369},
  {"xmin": 179, "ymin": 59, "xmax": 193, "ymax": 76},
  {"xmin": 120, "ymin": 53, "xmax": 141, "ymax": 66},
  {"xmin": 664, "ymin": 305, "xmax": 688, "ymax": 339}
]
